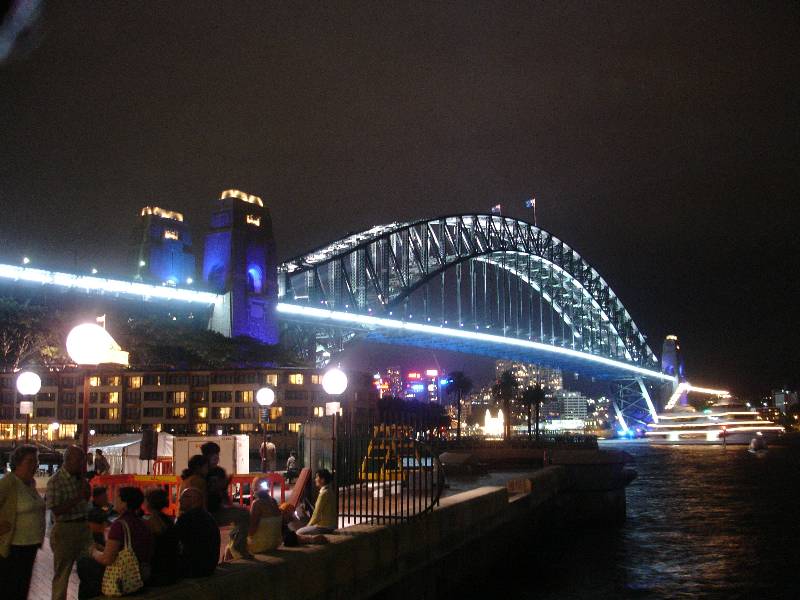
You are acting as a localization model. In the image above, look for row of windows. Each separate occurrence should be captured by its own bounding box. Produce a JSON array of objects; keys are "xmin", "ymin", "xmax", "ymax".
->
[{"xmin": 0, "ymin": 372, "xmax": 321, "ymax": 390}]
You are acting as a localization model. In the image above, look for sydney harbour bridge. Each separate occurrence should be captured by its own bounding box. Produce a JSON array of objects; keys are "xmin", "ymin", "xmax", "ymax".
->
[{"xmin": 0, "ymin": 206, "xmax": 675, "ymax": 432}]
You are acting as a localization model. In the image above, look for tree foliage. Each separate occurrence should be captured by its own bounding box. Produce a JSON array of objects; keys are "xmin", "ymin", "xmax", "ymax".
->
[
  {"xmin": 0, "ymin": 297, "xmax": 65, "ymax": 370},
  {"xmin": 445, "ymin": 371, "xmax": 473, "ymax": 440},
  {"xmin": 492, "ymin": 369, "xmax": 518, "ymax": 439}
]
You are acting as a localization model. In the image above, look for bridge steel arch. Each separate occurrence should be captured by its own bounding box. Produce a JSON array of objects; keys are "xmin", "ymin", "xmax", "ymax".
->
[
  {"xmin": 278, "ymin": 214, "xmax": 665, "ymax": 429},
  {"xmin": 279, "ymin": 214, "xmax": 660, "ymax": 372}
]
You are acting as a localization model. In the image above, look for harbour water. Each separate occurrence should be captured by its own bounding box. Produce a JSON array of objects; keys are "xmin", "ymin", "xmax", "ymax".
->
[{"xmin": 496, "ymin": 443, "xmax": 800, "ymax": 599}]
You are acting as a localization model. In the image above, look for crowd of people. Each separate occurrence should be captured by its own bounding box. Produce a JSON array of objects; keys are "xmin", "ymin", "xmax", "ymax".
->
[{"xmin": 0, "ymin": 442, "xmax": 337, "ymax": 599}]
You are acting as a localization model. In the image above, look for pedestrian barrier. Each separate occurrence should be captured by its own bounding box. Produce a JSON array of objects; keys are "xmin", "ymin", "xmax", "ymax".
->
[
  {"xmin": 90, "ymin": 474, "xmax": 182, "ymax": 516},
  {"xmin": 229, "ymin": 472, "xmax": 286, "ymax": 506}
]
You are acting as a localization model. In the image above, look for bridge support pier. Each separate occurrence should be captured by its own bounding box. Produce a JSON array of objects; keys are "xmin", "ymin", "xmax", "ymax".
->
[{"xmin": 612, "ymin": 377, "xmax": 662, "ymax": 433}]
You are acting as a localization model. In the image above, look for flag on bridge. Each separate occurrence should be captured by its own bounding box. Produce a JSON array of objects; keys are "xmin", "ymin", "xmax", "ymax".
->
[
  {"xmin": 525, "ymin": 198, "xmax": 536, "ymax": 208},
  {"xmin": 490, "ymin": 204, "xmax": 502, "ymax": 214}
]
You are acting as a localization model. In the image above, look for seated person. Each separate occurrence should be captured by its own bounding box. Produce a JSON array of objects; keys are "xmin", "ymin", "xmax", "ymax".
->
[
  {"xmin": 295, "ymin": 469, "xmax": 337, "ymax": 536},
  {"xmin": 247, "ymin": 484, "xmax": 283, "ymax": 553},
  {"xmin": 144, "ymin": 488, "xmax": 178, "ymax": 586},
  {"xmin": 77, "ymin": 487, "xmax": 153, "ymax": 599},
  {"xmin": 87, "ymin": 485, "xmax": 117, "ymax": 546},
  {"xmin": 175, "ymin": 487, "xmax": 220, "ymax": 577}
]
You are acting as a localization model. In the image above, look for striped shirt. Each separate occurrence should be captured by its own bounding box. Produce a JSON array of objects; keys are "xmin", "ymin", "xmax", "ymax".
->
[{"xmin": 46, "ymin": 468, "xmax": 88, "ymax": 522}]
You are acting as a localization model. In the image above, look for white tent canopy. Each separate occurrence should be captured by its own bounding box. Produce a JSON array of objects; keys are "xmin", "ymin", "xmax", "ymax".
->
[{"xmin": 90, "ymin": 433, "xmax": 174, "ymax": 475}]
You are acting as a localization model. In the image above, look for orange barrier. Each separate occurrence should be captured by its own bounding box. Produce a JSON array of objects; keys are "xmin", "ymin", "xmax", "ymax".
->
[
  {"xmin": 152, "ymin": 458, "xmax": 173, "ymax": 475},
  {"xmin": 90, "ymin": 474, "xmax": 182, "ymax": 517},
  {"xmin": 228, "ymin": 472, "xmax": 286, "ymax": 507}
]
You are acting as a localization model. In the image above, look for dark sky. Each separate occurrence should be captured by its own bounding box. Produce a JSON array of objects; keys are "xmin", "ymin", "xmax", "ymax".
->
[{"xmin": 1, "ymin": 3, "xmax": 798, "ymax": 396}]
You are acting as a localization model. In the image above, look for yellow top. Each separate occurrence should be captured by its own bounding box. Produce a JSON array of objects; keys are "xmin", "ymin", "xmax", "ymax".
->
[{"xmin": 308, "ymin": 485, "xmax": 336, "ymax": 529}]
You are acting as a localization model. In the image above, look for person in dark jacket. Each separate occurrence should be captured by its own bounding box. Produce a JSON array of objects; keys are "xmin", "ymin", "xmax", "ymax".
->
[
  {"xmin": 175, "ymin": 487, "xmax": 220, "ymax": 577},
  {"xmin": 144, "ymin": 488, "xmax": 178, "ymax": 586}
]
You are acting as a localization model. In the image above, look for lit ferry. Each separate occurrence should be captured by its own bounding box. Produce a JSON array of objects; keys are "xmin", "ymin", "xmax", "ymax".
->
[{"xmin": 646, "ymin": 405, "xmax": 784, "ymax": 444}]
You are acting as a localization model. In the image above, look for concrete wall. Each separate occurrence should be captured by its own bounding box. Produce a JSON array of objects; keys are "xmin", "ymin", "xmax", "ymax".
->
[{"xmin": 131, "ymin": 457, "xmax": 629, "ymax": 600}]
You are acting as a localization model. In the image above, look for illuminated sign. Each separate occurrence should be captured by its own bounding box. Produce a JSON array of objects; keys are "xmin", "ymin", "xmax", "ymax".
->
[
  {"xmin": 407, "ymin": 372, "xmax": 421, "ymax": 379},
  {"xmin": 425, "ymin": 369, "xmax": 438, "ymax": 377}
]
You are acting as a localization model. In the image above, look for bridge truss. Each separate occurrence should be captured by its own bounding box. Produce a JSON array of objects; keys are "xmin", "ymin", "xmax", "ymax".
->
[{"xmin": 278, "ymin": 214, "xmax": 671, "ymax": 428}]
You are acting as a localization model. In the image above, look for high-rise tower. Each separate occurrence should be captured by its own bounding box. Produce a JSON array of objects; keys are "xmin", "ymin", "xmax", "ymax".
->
[
  {"xmin": 202, "ymin": 189, "xmax": 278, "ymax": 344},
  {"xmin": 133, "ymin": 206, "xmax": 195, "ymax": 285}
]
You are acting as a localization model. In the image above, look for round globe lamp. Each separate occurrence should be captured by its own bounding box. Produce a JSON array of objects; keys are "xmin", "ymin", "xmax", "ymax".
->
[
  {"xmin": 16, "ymin": 371, "xmax": 41, "ymax": 443},
  {"xmin": 322, "ymin": 368, "xmax": 348, "ymax": 396},
  {"xmin": 67, "ymin": 323, "xmax": 129, "ymax": 456}
]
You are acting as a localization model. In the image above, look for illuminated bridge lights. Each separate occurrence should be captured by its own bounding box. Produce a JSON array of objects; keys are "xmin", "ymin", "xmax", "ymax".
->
[
  {"xmin": 275, "ymin": 303, "xmax": 675, "ymax": 382},
  {"xmin": 0, "ymin": 264, "xmax": 220, "ymax": 305}
]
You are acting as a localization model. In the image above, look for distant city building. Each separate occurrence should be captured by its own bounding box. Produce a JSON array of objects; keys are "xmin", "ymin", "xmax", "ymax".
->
[
  {"xmin": 133, "ymin": 206, "xmax": 195, "ymax": 286},
  {"xmin": 773, "ymin": 389, "xmax": 798, "ymax": 411},
  {"xmin": 554, "ymin": 389, "xmax": 589, "ymax": 420},
  {"xmin": 586, "ymin": 396, "xmax": 611, "ymax": 430},
  {"xmin": 495, "ymin": 360, "xmax": 562, "ymax": 391},
  {"xmin": 404, "ymin": 369, "xmax": 442, "ymax": 403}
]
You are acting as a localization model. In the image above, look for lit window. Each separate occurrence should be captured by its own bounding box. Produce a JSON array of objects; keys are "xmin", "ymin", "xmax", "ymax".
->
[
  {"xmin": 169, "ymin": 407, "xmax": 186, "ymax": 419},
  {"xmin": 107, "ymin": 408, "xmax": 119, "ymax": 420},
  {"xmin": 311, "ymin": 375, "xmax": 320, "ymax": 385},
  {"xmin": 89, "ymin": 376, "xmax": 100, "ymax": 387},
  {"xmin": 270, "ymin": 407, "xmax": 283, "ymax": 420},
  {"xmin": 266, "ymin": 374, "xmax": 278, "ymax": 386},
  {"xmin": 246, "ymin": 214, "xmax": 261, "ymax": 227},
  {"xmin": 195, "ymin": 423, "xmax": 208, "ymax": 434},
  {"xmin": 108, "ymin": 392, "xmax": 119, "ymax": 404},
  {"xmin": 216, "ymin": 407, "xmax": 231, "ymax": 419},
  {"xmin": 195, "ymin": 407, "xmax": 208, "ymax": 419},
  {"xmin": 288, "ymin": 423, "xmax": 302, "ymax": 433},
  {"xmin": 164, "ymin": 229, "xmax": 179, "ymax": 240},
  {"xmin": 313, "ymin": 406, "xmax": 324, "ymax": 417},
  {"xmin": 289, "ymin": 373, "xmax": 304, "ymax": 385},
  {"xmin": 172, "ymin": 391, "xmax": 186, "ymax": 404}
]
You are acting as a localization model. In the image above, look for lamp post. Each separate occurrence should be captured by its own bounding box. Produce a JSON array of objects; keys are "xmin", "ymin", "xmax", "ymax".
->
[
  {"xmin": 16, "ymin": 371, "xmax": 41, "ymax": 443},
  {"xmin": 66, "ymin": 323, "xmax": 129, "ymax": 457},
  {"xmin": 256, "ymin": 387, "xmax": 275, "ymax": 472},
  {"xmin": 322, "ymin": 367, "xmax": 348, "ymax": 511}
]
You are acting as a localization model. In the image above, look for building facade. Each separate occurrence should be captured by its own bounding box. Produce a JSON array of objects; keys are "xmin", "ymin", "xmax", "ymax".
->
[
  {"xmin": 133, "ymin": 206, "xmax": 195, "ymax": 285},
  {"xmin": 0, "ymin": 367, "xmax": 376, "ymax": 449},
  {"xmin": 495, "ymin": 360, "xmax": 563, "ymax": 391}
]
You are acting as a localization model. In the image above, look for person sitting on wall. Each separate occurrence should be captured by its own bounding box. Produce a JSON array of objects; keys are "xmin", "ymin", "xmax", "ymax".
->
[
  {"xmin": 87, "ymin": 486, "xmax": 117, "ymax": 546},
  {"xmin": 247, "ymin": 484, "xmax": 283, "ymax": 554},
  {"xmin": 175, "ymin": 488, "xmax": 220, "ymax": 578},
  {"xmin": 144, "ymin": 488, "xmax": 178, "ymax": 586},
  {"xmin": 295, "ymin": 469, "xmax": 337, "ymax": 536}
]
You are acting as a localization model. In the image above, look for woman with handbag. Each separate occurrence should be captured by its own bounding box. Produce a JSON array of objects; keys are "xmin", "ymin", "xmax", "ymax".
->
[
  {"xmin": 77, "ymin": 486, "xmax": 153, "ymax": 598},
  {"xmin": 0, "ymin": 445, "xmax": 46, "ymax": 600}
]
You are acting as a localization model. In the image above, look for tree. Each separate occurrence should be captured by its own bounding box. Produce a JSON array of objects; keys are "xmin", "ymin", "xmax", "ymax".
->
[
  {"xmin": 521, "ymin": 384, "xmax": 546, "ymax": 440},
  {"xmin": 445, "ymin": 371, "xmax": 473, "ymax": 440},
  {"xmin": 492, "ymin": 369, "xmax": 518, "ymax": 440},
  {"xmin": 0, "ymin": 297, "xmax": 64, "ymax": 370}
]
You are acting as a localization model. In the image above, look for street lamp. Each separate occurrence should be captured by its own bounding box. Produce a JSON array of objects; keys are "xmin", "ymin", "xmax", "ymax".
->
[
  {"xmin": 256, "ymin": 387, "xmax": 275, "ymax": 472},
  {"xmin": 66, "ymin": 323, "xmax": 129, "ymax": 456},
  {"xmin": 16, "ymin": 371, "xmax": 40, "ymax": 443},
  {"xmin": 321, "ymin": 367, "xmax": 347, "ymax": 513}
]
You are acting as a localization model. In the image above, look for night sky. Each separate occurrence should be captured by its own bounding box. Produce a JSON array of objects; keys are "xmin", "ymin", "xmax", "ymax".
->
[{"xmin": 1, "ymin": 3, "xmax": 798, "ymax": 396}]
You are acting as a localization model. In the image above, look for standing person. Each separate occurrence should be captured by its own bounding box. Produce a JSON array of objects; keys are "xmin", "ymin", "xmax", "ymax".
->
[
  {"xmin": 46, "ymin": 445, "xmax": 92, "ymax": 600},
  {"xmin": 0, "ymin": 445, "xmax": 46, "ymax": 600},
  {"xmin": 260, "ymin": 435, "xmax": 277, "ymax": 472},
  {"xmin": 296, "ymin": 469, "xmax": 337, "ymax": 535},
  {"xmin": 201, "ymin": 441, "xmax": 252, "ymax": 559},
  {"xmin": 175, "ymin": 488, "xmax": 220, "ymax": 578},
  {"xmin": 77, "ymin": 487, "xmax": 152, "ymax": 599},
  {"xmin": 93, "ymin": 449, "xmax": 110, "ymax": 476},
  {"xmin": 285, "ymin": 451, "xmax": 298, "ymax": 482}
]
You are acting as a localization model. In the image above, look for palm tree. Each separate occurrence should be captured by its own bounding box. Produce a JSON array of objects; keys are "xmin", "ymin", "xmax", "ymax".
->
[
  {"xmin": 492, "ymin": 369, "xmax": 518, "ymax": 440},
  {"xmin": 520, "ymin": 385, "xmax": 541, "ymax": 439},
  {"xmin": 446, "ymin": 371, "xmax": 473, "ymax": 441},
  {"xmin": 530, "ymin": 383, "xmax": 546, "ymax": 442}
]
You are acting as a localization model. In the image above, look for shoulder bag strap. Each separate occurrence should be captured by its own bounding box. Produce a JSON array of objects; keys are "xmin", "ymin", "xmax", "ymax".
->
[{"xmin": 120, "ymin": 519, "xmax": 132, "ymax": 550}]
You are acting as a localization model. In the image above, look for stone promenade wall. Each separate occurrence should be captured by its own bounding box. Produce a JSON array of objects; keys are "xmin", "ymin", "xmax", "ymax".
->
[{"xmin": 124, "ymin": 455, "xmax": 628, "ymax": 600}]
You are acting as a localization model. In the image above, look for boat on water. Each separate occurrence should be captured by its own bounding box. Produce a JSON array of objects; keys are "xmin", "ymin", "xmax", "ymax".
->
[{"xmin": 646, "ymin": 402, "xmax": 784, "ymax": 445}]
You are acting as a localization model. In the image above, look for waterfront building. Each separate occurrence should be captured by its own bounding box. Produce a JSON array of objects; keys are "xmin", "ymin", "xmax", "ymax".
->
[
  {"xmin": 554, "ymin": 389, "xmax": 589, "ymax": 421},
  {"xmin": 133, "ymin": 206, "xmax": 195, "ymax": 285},
  {"xmin": 0, "ymin": 367, "xmax": 377, "ymax": 449}
]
